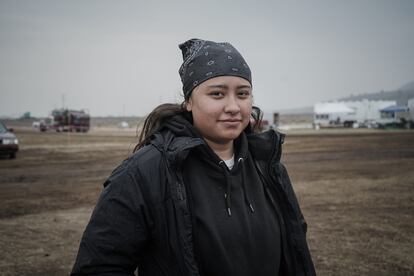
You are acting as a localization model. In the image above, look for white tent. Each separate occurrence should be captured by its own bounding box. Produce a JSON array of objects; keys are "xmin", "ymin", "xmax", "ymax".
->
[{"xmin": 314, "ymin": 102, "xmax": 354, "ymax": 114}]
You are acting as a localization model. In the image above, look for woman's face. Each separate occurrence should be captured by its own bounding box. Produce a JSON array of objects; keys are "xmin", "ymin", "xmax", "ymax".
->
[{"xmin": 186, "ymin": 75, "xmax": 253, "ymax": 145}]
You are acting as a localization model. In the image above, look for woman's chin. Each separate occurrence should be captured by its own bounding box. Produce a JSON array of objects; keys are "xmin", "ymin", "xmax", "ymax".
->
[{"xmin": 212, "ymin": 131, "xmax": 243, "ymax": 144}]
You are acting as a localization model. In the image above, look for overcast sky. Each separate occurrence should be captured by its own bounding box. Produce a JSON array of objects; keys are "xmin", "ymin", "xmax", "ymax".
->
[{"xmin": 1, "ymin": 0, "xmax": 413, "ymax": 117}]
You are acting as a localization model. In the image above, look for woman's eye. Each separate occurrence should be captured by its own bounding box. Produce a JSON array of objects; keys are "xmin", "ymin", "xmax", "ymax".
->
[
  {"xmin": 209, "ymin": 91, "xmax": 224, "ymax": 97},
  {"xmin": 238, "ymin": 91, "xmax": 251, "ymax": 97}
]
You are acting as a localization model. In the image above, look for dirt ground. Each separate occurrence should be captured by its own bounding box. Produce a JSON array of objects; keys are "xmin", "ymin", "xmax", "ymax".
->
[{"xmin": 0, "ymin": 127, "xmax": 413, "ymax": 276}]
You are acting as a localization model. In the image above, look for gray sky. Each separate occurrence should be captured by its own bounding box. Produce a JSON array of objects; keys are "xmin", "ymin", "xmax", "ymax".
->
[{"xmin": 1, "ymin": 0, "xmax": 413, "ymax": 117}]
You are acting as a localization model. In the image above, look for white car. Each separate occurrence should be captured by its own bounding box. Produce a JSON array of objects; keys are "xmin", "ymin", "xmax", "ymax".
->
[{"xmin": 0, "ymin": 121, "xmax": 19, "ymax": 159}]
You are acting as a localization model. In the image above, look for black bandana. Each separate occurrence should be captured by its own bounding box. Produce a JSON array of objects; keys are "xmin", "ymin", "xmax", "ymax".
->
[{"xmin": 178, "ymin": 38, "xmax": 252, "ymax": 99}]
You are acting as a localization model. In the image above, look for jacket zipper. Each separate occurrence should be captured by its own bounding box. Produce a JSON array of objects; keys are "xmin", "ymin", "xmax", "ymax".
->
[
  {"xmin": 267, "ymin": 131, "xmax": 310, "ymax": 275},
  {"xmin": 254, "ymin": 159, "xmax": 294, "ymax": 275}
]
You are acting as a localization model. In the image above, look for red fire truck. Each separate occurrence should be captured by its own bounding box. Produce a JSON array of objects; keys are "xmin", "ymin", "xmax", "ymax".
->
[{"xmin": 40, "ymin": 109, "xmax": 90, "ymax": 132}]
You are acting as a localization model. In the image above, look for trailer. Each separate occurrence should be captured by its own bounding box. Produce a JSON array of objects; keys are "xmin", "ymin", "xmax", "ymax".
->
[
  {"xmin": 409, "ymin": 98, "xmax": 414, "ymax": 128},
  {"xmin": 377, "ymin": 105, "xmax": 411, "ymax": 128},
  {"xmin": 313, "ymin": 100, "xmax": 396, "ymax": 129}
]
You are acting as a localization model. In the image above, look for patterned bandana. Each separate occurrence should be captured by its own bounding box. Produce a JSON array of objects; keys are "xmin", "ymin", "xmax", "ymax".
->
[{"xmin": 178, "ymin": 38, "xmax": 252, "ymax": 99}]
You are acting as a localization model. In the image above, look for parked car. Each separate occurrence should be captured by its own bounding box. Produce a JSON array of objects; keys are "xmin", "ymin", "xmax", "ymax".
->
[{"xmin": 0, "ymin": 121, "xmax": 19, "ymax": 159}]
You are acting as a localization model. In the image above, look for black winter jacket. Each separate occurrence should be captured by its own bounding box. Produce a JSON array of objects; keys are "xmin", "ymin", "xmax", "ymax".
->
[{"xmin": 71, "ymin": 118, "xmax": 316, "ymax": 276}]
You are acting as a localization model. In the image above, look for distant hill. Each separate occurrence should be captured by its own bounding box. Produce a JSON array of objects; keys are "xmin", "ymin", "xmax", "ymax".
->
[
  {"xmin": 338, "ymin": 80, "xmax": 414, "ymax": 106},
  {"xmin": 399, "ymin": 80, "xmax": 414, "ymax": 91},
  {"xmin": 277, "ymin": 106, "xmax": 313, "ymax": 115},
  {"xmin": 1, "ymin": 116, "xmax": 144, "ymax": 129},
  {"xmin": 278, "ymin": 80, "xmax": 414, "ymax": 115},
  {"xmin": 91, "ymin": 116, "xmax": 143, "ymax": 128}
]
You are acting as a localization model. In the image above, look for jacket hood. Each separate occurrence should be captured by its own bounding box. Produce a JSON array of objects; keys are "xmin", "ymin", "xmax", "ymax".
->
[
  {"xmin": 157, "ymin": 114, "xmax": 250, "ymax": 166},
  {"xmin": 160, "ymin": 113, "xmax": 200, "ymax": 139},
  {"xmin": 153, "ymin": 114, "xmax": 282, "ymax": 217},
  {"xmin": 151, "ymin": 114, "xmax": 284, "ymax": 166}
]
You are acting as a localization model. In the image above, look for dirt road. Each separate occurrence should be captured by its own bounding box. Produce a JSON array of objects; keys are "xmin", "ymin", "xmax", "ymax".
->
[{"xmin": 0, "ymin": 128, "xmax": 413, "ymax": 275}]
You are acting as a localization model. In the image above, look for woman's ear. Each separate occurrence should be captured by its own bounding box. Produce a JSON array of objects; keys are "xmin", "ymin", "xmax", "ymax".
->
[{"xmin": 185, "ymin": 99, "xmax": 193, "ymax": 112}]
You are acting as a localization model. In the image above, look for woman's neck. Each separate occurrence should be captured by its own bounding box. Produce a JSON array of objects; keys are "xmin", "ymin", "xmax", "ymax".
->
[{"xmin": 204, "ymin": 138, "xmax": 234, "ymax": 160}]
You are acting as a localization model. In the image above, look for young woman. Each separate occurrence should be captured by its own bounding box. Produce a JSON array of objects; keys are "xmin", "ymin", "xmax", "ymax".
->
[{"xmin": 71, "ymin": 38, "xmax": 316, "ymax": 276}]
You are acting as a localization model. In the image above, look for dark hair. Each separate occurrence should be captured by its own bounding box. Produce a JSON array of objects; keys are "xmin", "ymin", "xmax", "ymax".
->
[{"xmin": 133, "ymin": 102, "xmax": 263, "ymax": 152}]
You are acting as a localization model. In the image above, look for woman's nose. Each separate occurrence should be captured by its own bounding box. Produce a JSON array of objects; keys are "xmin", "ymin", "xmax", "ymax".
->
[{"xmin": 224, "ymin": 95, "xmax": 241, "ymax": 114}]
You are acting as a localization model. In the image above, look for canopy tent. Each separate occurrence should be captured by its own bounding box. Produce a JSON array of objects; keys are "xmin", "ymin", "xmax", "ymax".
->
[
  {"xmin": 314, "ymin": 102, "xmax": 354, "ymax": 114},
  {"xmin": 380, "ymin": 105, "xmax": 409, "ymax": 113}
]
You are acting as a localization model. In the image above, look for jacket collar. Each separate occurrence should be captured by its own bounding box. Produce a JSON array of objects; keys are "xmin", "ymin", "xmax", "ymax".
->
[
  {"xmin": 150, "ymin": 114, "xmax": 285, "ymax": 165},
  {"xmin": 247, "ymin": 130, "xmax": 285, "ymax": 164},
  {"xmin": 151, "ymin": 130, "xmax": 204, "ymax": 165}
]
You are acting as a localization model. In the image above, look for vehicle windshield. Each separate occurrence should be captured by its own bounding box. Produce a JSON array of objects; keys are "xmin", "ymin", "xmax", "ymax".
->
[{"xmin": 0, "ymin": 122, "xmax": 7, "ymax": 133}]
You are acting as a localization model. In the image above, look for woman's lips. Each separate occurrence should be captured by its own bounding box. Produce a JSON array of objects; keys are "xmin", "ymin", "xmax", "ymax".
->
[{"xmin": 219, "ymin": 119, "xmax": 242, "ymax": 127}]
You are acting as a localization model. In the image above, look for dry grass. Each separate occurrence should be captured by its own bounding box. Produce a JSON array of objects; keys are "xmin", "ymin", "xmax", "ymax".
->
[{"xmin": 0, "ymin": 128, "xmax": 413, "ymax": 275}]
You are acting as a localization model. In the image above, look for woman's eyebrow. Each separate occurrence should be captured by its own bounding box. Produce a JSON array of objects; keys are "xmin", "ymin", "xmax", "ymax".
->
[
  {"xmin": 237, "ymin": 85, "xmax": 252, "ymax": 89},
  {"xmin": 207, "ymin": 84, "xmax": 251, "ymax": 89},
  {"xmin": 207, "ymin": 84, "xmax": 228, "ymax": 89}
]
